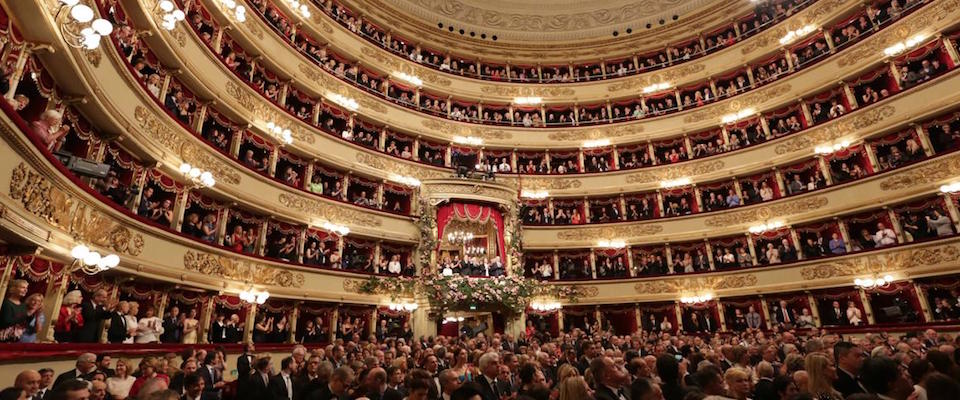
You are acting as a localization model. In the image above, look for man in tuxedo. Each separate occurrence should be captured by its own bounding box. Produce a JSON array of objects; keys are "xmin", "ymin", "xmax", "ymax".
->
[
  {"xmin": 702, "ymin": 314, "xmax": 715, "ymax": 332},
  {"xmin": 270, "ymin": 356, "xmax": 300, "ymax": 400},
  {"xmin": 359, "ymin": 367, "xmax": 403, "ymax": 400},
  {"xmin": 36, "ymin": 368, "xmax": 54, "ymax": 400},
  {"xmin": 53, "ymin": 353, "xmax": 98, "ymax": 388},
  {"xmin": 209, "ymin": 314, "xmax": 228, "ymax": 343},
  {"xmin": 746, "ymin": 306, "xmax": 763, "ymax": 329},
  {"xmin": 237, "ymin": 343, "xmax": 256, "ymax": 381},
  {"xmin": 171, "ymin": 358, "xmax": 200, "ymax": 395},
  {"xmin": 590, "ymin": 356, "xmax": 631, "ymax": 400},
  {"xmin": 107, "ymin": 302, "xmax": 132, "ymax": 344},
  {"xmin": 226, "ymin": 314, "xmax": 243, "ymax": 343},
  {"xmin": 774, "ymin": 300, "xmax": 795, "ymax": 326},
  {"xmin": 183, "ymin": 373, "xmax": 213, "ymax": 400},
  {"xmin": 200, "ymin": 352, "xmax": 225, "ymax": 399},
  {"xmin": 474, "ymin": 352, "xmax": 502, "ymax": 400},
  {"xmin": 828, "ymin": 301, "xmax": 849, "ymax": 325},
  {"xmin": 14, "ymin": 370, "xmax": 41, "ymax": 400},
  {"xmin": 306, "ymin": 366, "xmax": 354, "ymax": 400},
  {"xmin": 438, "ymin": 370, "xmax": 461, "ymax": 400},
  {"xmin": 242, "ymin": 357, "xmax": 272, "ymax": 400},
  {"xmin": 76, "ymin": 289, "xmax": 113, "ymax": 343},
  {"xmin": 422, "ymin": 355, "xmax": 441, "ymax": 397},
  {"xmin": 577, "ymin": 341, "xmax": 597, "ymax": 375},
  {"xmin": 97, "ymin": 355, "xmax": 115, "ymax": 378},
  {"xmin": 162, "ymin": 306, "xmax": 182, "ymax": 343},
  {"xmin": 833, "ymin": 342, "xmax": 866, "ymax": 398}
]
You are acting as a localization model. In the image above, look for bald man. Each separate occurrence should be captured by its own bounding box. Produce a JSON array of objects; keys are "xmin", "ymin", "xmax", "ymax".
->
[
  {"xmin": 361, "ymin": 367, "xmax": 403, "ymax": 400},
  {"xmin": 15, "ymin": 370, "xmax": 41, "ymax": 400}
]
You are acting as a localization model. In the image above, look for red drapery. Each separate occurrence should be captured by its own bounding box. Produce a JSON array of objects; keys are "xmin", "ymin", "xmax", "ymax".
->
[{"xmin": 437, "ymin": 203, "xmax": 506, "ymax": 258}]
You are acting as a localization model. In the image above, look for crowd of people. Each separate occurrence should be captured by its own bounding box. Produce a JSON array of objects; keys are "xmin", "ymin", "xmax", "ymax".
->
[{"xmin": 6, "ymin": 318, "xmax": 960, "ymax": 400}]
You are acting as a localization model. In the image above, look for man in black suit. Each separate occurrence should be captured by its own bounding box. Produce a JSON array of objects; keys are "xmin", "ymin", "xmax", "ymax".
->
[
  {"xmin": 209, "ymin": 313, "xmax": 228, "ymax": 343},
  {"xmin": 589, "ymin": 356, "xmax": 631, "ymax": 400},
  {"xmin": 474, "ymin": 352, "xmax": 502, "ymax": 400},
  {"xmin": 577, "ymin": 340, "xmax": 597, "ymax": 375},
  {"xmin": 97, "ymin": 354, "xmax": 115, "ymax": 378},
  {"xmin": 774, "ymin": 300, "xmax": 796, "ymax": 326},
  {"xmin": 162, "ymin": 306, "xmax": 182, "ymax": 343},
  {"xmin": 200, "ymin": 352, "xmax": 224, "ymax": 399},
  {"xmin": 833, "ymin": 342, "xmax": 866, "ymax": 398},
  {"xmin": 226, "ymin": 314, "xmax": 243, "ymax": 343},
  {"xmin": 242, "ymin": 357, "xmax": 272, "ymax": 400},
  {"xmin": 827, "ymin": 301, "xmax": 849, "ymax": 325},
  {"xmin": 359, "ymin": 367, "xmax": 402, "ymax": 400},
  {"xmin": 182, "ymin": 372, "xmax": 214, "ymax": 400},
  {"xmin": 76, "ymin": 289, "xmax": 113, "ymax": 343},
  {"xmin": 237, "ymin": 343, "xmax": 256, "ymax": 381},
  {"xmin": 171, "ymin": 358, "xmax": 200, "ymax": 395},
  {"xmin": 270, "ymin": 356, "xmax": 300, "ymax": 400},
  {"xmin": 306, "ymin": 366, "xmax": 354, "ymax": 400},
  {"xmin": 107, "ymin": 302, "xmax": 131, "ymax": 344},
  {"xmin": 53, "ymin": 353, "xmax": 99, "ymax": 388}
]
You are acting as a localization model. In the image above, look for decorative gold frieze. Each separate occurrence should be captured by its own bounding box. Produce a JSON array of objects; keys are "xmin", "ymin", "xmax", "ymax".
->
[
  {"xmin": 9, "ymin": 163, "xmax": 144, "ymax": 256},
  {"xmin": 517, "ymin": 178, "xmax": 582, "ymax": 191},
  {"xmin": 420, "ymin": 182, "xmax": 517, "ymax": 204},
  {"xmin": 245, "ymin": 19, "xmax": 265, "ymax": 40},
  {"xmin": 184, "ymin": 251, "xmax": 305, "ymax": 287},
  {"xmin": 222, "ymin": 82, "xmax": 314, "ymax": 144},
  {"xmin": 479, "ymin": 85, "xmax": 575, "ymax": 98},
  {"xmin": 547, "ymin": 125, "xmax": 644, "ymax": 141},
  {"xmin": 634, "ymin": 274, "xmax": 758, "ymax": 294},
  {"xmin": 359, "ymin": 47, "xmax": 452, "ymax": 87},
  {"xmin": 774, "ymin": 105, "xmax": 895, "ymax": 155},
  {"xmin": 836, "ymin": 0, "xmax": 960, "ymax": 68},
  {"xmin": 556, "ymin": 224, "xmax": 664, "ymax": 241},
  {"xmin": 624, "ymin": 160, "xmax": 725, "ymax": 184},
  {"xmin": 420, "ymin": 119, "xmax": 512, "ymax": 140},
  {"xmin": 342, "ymin": 278, "xmax": 414, "ymax": 296},
  {"xmin": 682, "ymin": 84, "xmax": 793, "ymax": 123},
  {"xmin": 310, "ymin": 14, "xmax": 335, "ymax": 33},
  {"xmin": 800, "ymin": 243, "xmax": 960, "ymax": 280},
  {"xmin": 297, "ymin": 64, "xmax": 388, "ymax": 114},
  {"xmin": 354, "ymin": 153, "xmax": 446, "ymax": 180},
  {"xmin": 703, "ymin": 196, "xmax": 828, "ymax": 227},
  {"xmin": 133, "ymin": 107, "xmax": 242, "ymax": 185},
  {"xmin": 879, "ymin": 155, "xmax": 960, "ymax": 191},
  {"xmin": 277, "ymin": 193, "xmax": 383, "ymax": 227},
  {"xmin": 606, "ymin": 63, "xmax": 706, "ymax": 93}
]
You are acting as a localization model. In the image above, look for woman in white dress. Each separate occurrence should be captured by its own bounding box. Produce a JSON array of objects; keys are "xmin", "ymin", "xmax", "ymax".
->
[
  {"xmin": 765, "ymin": 243, "xmax": 781, "ymax": 264},
  {"xmin": 539, "ymin": 262, "xmax": 554, "ymax": 280},
  {"xmin": 846, "ymin": 301, "xmax": 863, "ymax": 326},
  {"xmin": 660, "ymin": 316, "xmax": 673, "ymax": 332},
  {"xmin": 387, "ymin": 254, "xmax": 402, "ymax": 274},
  {"xmin": 105, "ymin": 358, "xmax": 136, "ymax": 400},
  {"xmin": 181, "ymin": 308, "xmax": 199, "ymax": 344},
  {"xmin": 123, "ymin": 303, "xmax": 139, "ymax": 344},
  {"xmin": 135, "ymin": 306, "xmax": 164, "ymax": 343}
]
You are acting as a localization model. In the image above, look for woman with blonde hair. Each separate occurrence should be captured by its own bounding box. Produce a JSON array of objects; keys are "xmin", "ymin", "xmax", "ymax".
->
[
  {"xmin": 55, "ymin": 290, "xmax": 84, "ymax": 342},
  {"xmin": 805, "ymin": 352, "xmax": 842, "ymax": 400},
  {"xmin": 1, "ymin": 279, "xmax": 40, "ymax": 342},
  {"xmin": 725, "ymin": 367, "xmax": 753, "ymax": 400},
  {"xmin": 559, "ymin": 376, "xmax": 594, "ymax": 400},
  {"xmin": 19, "ymin": 293, "xmax": 44, "ymax": 343},
  {"xmin": 128, "ymin": 356, "xmax": 170, "ymax": 398},
  {"xmin": 105, "ymin": 358, "xmax": 135, "ymax": 399}
]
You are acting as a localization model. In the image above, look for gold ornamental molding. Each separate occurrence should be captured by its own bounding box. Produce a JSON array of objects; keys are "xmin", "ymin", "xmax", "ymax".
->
[
  {"xmin": 9, "ymin": 163, "xmax": 144, "ymax": 256},
  {"xmin": 774, "ymin": 105, "xmax": 896, "ymax": 155},
  {"xmin": 879, "ymin": 154, "xmax": 960, "ymax": 191},
  {"xmin": 342, "ymin": 278, "xmax": 414, "ymax": 296},
  {"xmin": 682, "ymin": 84, "xmax": 793, "ymax": 124},
  {"xmin": 183, "ymin": 251, "xmax": 305, "ymax": 288},
  {"xmin": 277, "ymin": 193, "xmax": 384, "ymax": 227},
  {"xmin": 420, "ymin": 180, "xmax": 518, "ymax": 205},
  {"xmin": 634, "ymin": 274, "xmax": 758, "ymax": 294},
  {"xmin": 354, "ymin": 153, "xmax": 447, "ymax": 180},
  {"xmin": 296, "ymin": 64, "xmax": 388, "ymax": 114},
  {"xmin": 133, "ymin": 106, "xmax": 242, "ymax": 185},
  {"xmin": 517, "ymin": 177, "xmax": 582, "ymax": 191},
  {"xmin": 556, "ymin": 224, "xmax": 664, "ymax": 241},
  {"xmin": 223, "ymin": 82, "xmax": 315, "ymax": 144},
  {"xmin": 358, "ymin": 47, "xmax": 452, "ymax": 87},
  {"xmin": 309, "ymin": 14, "xmax": 336, "ymax": 34},
  {"xmin": 244, "ymin": 17, "xmax": 265, "ymax": 40},
  {"xmin": 800, "ymin": 243, "xmax": 960, "ymax": 280},
  {"xmin": 624, "ymin": 160, "xmax": 725, "ymax": 184},
  {"xmin": 739, "ymin": 0, "xmax": 846, "ymax": 54},
  {"xmin": 703, "ymin": 196, "xmax": 828, "ymax": 227},
  {"xmin": 479, "ymin": 85, "xmax": 576, "ymax": 98},
  {"xmin": 547, "ymin": 125, "xmax": 645, "ymax": 141},
  {"xmin": 605, "ymin": 63, "xmax": 707, "ymax": 93},
  {"xmin": 419, "ymin": 119, "xmax": 513, "ymax": 140},
  {"xmin": 837, "ymin": 0, "xmax": 960, "ymax": 68}
]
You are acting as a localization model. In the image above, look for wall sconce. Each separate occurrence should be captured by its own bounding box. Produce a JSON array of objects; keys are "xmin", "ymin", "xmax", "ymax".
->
[
  {"xmin": 179, "ymin": 163, "xmax": 216, "ymax": 188},
  {"xmin": 388, "ymin": 301, "xmax": 419, "ymax": 312},
  {"xmin": 680, "ymin": 293, "xmax": 713, "ymax": 304},
  {"xmin": 327, "ymin": 92, "xmax": 359, "ymax": 111},
  {"xmin": 854, "ymin": 274, "xmax": 893, "ymax": 289},
  {"xmin": 940, "ymin": 182, "xmax": 960, "ymax": 194},
  {"xmin": 57, "ymin": 0, "xmax": 114, "ymax": 50},
  {"xmin": 748, "ymin": 220, "xmax": 784, "ymax": 234},
  {"xmin": 265, "ymin": 121, "xmax": 294, "ymax": 145},
  {"xmin": 779, "ymin": 24, "xmax": 818, "ymax": 45},
  {"xmin": 721, "ymin": 108, "xmax": 756, "ymax": 124},
  {"xmin": 520, "ymin": 189, "xmax": 549, "ymax": 199},
  {"xmin": 884, "ymin": 34, "xmax": 928, "ymax": 57},
  {"xmin": 529, "ymin": 300, "xmax": 562, "ymax": 311},
  {"xmin": 814, "ymin": 140, "xmax": 851, "ymax": 155},
  {"xmin": 389, "ymin": 174, "xmax": 421, "ymax": 187},
  {"xmin": 582, "ymin": 139, "xmax": 611, "ymax": 148},
  {"xmin": 660, "ymin": 177, "xmax": 691, "ymax": 189},
  {"xmin": 452, "ymin": 136, "xmax": 483, "ymax": 146},
  {"xmin": 322, "ymin": 221, "xmax": 350, "ymax": 236},
  {"xmin": 70, "ymin": 244, "xmax": 120, "ymax": 275},
  {"xmin": 217, "ymin": 0, "xmax": 247, "ymax": 22},
  {"xmin": 284, "ymin": 0, "xmax": 311, "ymax": 18},
  {"xmin": 239, "ymin": 289, "xmax": 270, "ymax": 304},
  {"xmin": 642, "ymin": 82, "xmax": 672, "ymax": 94},
  {"xmin": 392, "ymin": 71, "xmax": 423, "ymax": 87},
  {"xmin": 597, "ymin": 239, "xmax": 626, "ymax": 249},
  {"xmin": 513, "ymin": 97, "xmax": 542, "ymax": 105},
  {"xmin": 156, "ymin": 0, "xmax": 186, "ymax": 31}
]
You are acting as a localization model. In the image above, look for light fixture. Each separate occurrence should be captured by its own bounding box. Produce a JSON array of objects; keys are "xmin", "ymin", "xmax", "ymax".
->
[
  {"xmin": 388, "ymin": 300, "xmax": 419, "ymax": 312},
  {"xmin": 284, "ymin": 0, "xmax": 311, "ymax": 18},
  {"xmin": 582, "ymin": 139, "xmax": 611, "ymax": 148},
  {"xmin": 513, "ymin": 97, "xmax": 542, "ymax": 105},
  {"xmin": 155, "ymin": 0, "xmax": 186, "ymax": 31},
  {"xmin": 465, "ymin": 243, "xmax": 486, "ymax": 256},
  {"xmin": 443, "ymin": 316, "xmax": 466, "ymax": 323},
  {"xmin": 854, "ymin": 274, "xmax": 894, "ymax": 289},
  {"xmin": 660, "ymin": 177, "xmax": 691, "ymax": 188},
  {"xmin": 452, "ymin": 136, "xmax": 483, "ymax": 146},
  {"xmin": 217, "ymin": 0, "xmax": 247, "ymax": 22},
  {"xmin": 446, "ymin": 230, "xmax": 475, "ymax": 245},
  {"xmin": 239, "ymin": 289, "xmax": 270, "ymax": 304},
  {"xmin": 642, "ymin": 82, "xmax": 672, "ymax": 94},
  {"xmin": 529, "ymin": 300, "xmax": 562, "ymax": 311},
  {"xmin": 721, "ymin": 108, "xmax": 756, "ymax": 124},
  {"xmin": 814, "ymin": 140, "xmax": 851, "ymax": 155},
  {"xmin": 327, "ymin": 92, "xmax": 359, "ymax": 111},
  {"xmin": 389, "ymin": 174, "xmax": 421, "ymax": 187},
  {"xmin": 179, "ymin": 163, "xmax": 216, "ymax": 188},
  {"xmin": 940, "ymin": 182, "xmax": 960, "ymax": 194},
  {"xmin": 748, "ymin": 220, "xmax": 784, "ymax": 234},
  {"xmin": 680, "ymin": 293, "xmax": 713, "ymax": 304},
  {"xmin": 70, "ymin": 244, "xmax": 120, "ymax": 275},
  {"xmin": 597, "ymin": 239, "xmax": 626, "ymax": 249},
  {"xmin": 520, "ymin": 189, "xmax": 550, "ymax": 199},
  {"xmin": 58, "ymin": 0, "xmax": 113, "ymax": 50},
  {"xmin": 322, "ymin": 221, "xmax": 350, "ymax": 236},
  {"xmin": 265, "ymin": 121, "xmax": 294, "ymax": 145},
  {"xmin": 884, "ymin": 34, "xmax": 928, "ymax": 57},
  {"xmin": 779, "ymin": 24, "xmax": 818, "ymax": 45},
  {"xmin": 392, "ymin": 71, "xmax": 423, "ymax": 86}
]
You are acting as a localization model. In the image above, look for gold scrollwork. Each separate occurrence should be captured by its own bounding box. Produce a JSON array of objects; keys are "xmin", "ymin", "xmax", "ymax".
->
[
  {"xmin": 420, "ymin": 119, "xmax": 513, "ymax": 140},
  {"xmin": 703, "ymin": 196, "xmax": 828, "ymax": 227},
  {"xmin": 556, "ymin": 224, "xmax": 664, "ymax": 241},
  {"xmin": 836, "ymin": 0, "xmax": 959, "ymax": 68},
  {"xmin": 515, "ymin": 178, "xmax": 582, "ymax": 191},
  {"xmin": 774, "ymin": 106, "xmax": 895, "ymax": 155},
  {"xmin": 278, "ymin": 193, "xmax": 383, "ymax": 227},
  {"xmin": 184, "ymin": 251, "xmax": 305, "ymax": 287},
  {"xmin": 634, "ymin": 274, "xmax": 758, "ymax": 294},
  {"xmin": 354, "ymin": 153, "xmax": 447, "ymax": 180},
  {"xmin": 606, "ymin": 63, "xmax": 706, "ymax": 93},
  {"xmin": 800, "ymin": 244, "xmax": 960, "ymax": 280},
  {"xmin": 547, "ymin": 125, "xmax": 645, "ymax": 141},
  {"xmin": 682, "ymin": 84, "xmax": 793, "ymax": 124},
  {"xmin": 880, "ymin": 154, "xmax": 960, "ymax": 191},
  {"xmin": 624, "ymin": 160, "xmax": 725, "ymax": 184},
  {"xmin": 479, "ymin": 85, "xmax": 575, "ymax": 97},
  {"xmin": 741, "ymin": 0, "xmax": 846, "ymax": 54}
]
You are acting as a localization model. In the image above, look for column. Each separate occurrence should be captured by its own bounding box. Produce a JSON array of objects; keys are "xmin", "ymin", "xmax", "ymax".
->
[
  {"xmin": 557, "ymin": 309, "xmax": 565, "ymax": 333},
  {"xmin": 256, "ymin": 220, "xmax": 269, "ymax": 256},
  {"xmin": 194, "ymin": 103, "xmax": 209, "ymax": 133},
  {"xmin": 705, "ymin": 240, "xmax": 716, "ymax": 271},
  {"xmin": 304, "ymin": 163, "xmax": 315, "ymax": 191},
  {"xmin": 716, "ymin": 301, "xmax": 727, "ymax": 332},
  {"xmin": 612, "ymin": 147, "xmax": 620, "ymax": 170},
  {"xmin": 789, "ymin": 227, "xmax": 803, "ymax": 260},
  {"xmin": 243, "ymin": 304, "xmax": 257, "ymax": 343},
  {"xmin": 647, "ymin": 142, "xmax": 656, "ymax": 165},
  {"xmin": 842, "ymin": 82, "xmax": 859, "ymax": 110},
  {"xmin": 655, "ymin": 191, "xmax": 665, "ymax": 216},
  {"xmin": 745, "ymin": 65, "xmax": 756, "ymax": 87},
  {"xmin": 759, "ymin": 295, "xmax": 772, "ymax": 329},
  {"xmin": 172, "ymin": 189, "xmax": 190, "ymax": 232},
  {"xmin": 913, "ymin": 124, "xmax": 936, "ymax": 156},
  {"xmin": 816, "ymin": 155, "xmax": 833, "ymax": 186},
  {"xmin": 373, "ymin": 242, "xmax": 382, "ymax": 273},
  {"xmin": 39, "ymin": 266, "xmax": 71, "ymax": 342},
  {"xmin": 746, "ymin": 233, "xmax": 759, "ymax": 266},
  {"xmin": 942, "ymin": 193, "xmax": 960, "ymax": 233},
  {"xmin": 806, "ymin": 291, "xmax": 822, "ymax": 328},
  {"xmin": 289, "ymin": 302, "xmax": 301, "ymax": 344},
  {"xmin": 864, "ymin": 142, "xmax": 881, "ymax": 172},
  {"xmin": 329, "ymin": 307, "xmax": 339, "ymax": 343},
  {"xmin": 664, "ymin": 245, "xmax": 674, "ymax": 274},
  {"xmin": 800, "ymin": 101, "xmax": 813, "ymax": 126},
  {"xmin": 673, "ymin": 302, "xmax": 684, "ymax": 332},
  {"xmin": 553, "ymin": 251, "xmax": 560, "ymax": 280},
  {"xmin": 230, "ymin": 130, "xmax": 243, "ymax": 158},
  {"xmin": 198, "ymin": 295, "xmax": 215, "ymax": 344},
  {"xmin": 4, "ymin": 45, "xmax": 32, "ymax": 98},
  {"xmin": 912, "ymin": 281, "xmax": 934, "ymax": 323},
  {"xmin": 858, "ymin": 287, "xmax": 876, "ymax": 325},
  {"xmin": 626, "ymin": 247, "xmax": 636, "ymax": 277},
  {"xmin": 837, "ymin": 218, "xmax": 854, "ymax": 253},
  {"xmin": 215, "ymin": 208, "xmax": 230, "ymax": 246},
  {"xmin": 297, "ymin": 229, "xmax": 307, "ymax": 264},
  {"xmin": 886, "ymin": 208, "xmax": 906, "ymax": 244},
  {"xmin": 733, "ymin": 178, "xmax": 744, "ymax": 201},
  {"xmin": 589, "ymin": 252, "xmax": 597, "ymax": 279},
  {"xmin": 773, "ymin": 168, "xmax": 787, "ymax": 195}
]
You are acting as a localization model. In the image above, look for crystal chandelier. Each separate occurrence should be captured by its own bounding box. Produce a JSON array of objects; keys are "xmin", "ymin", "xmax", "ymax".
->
[{"xmin": 447, "ymin": 230, "xmax": 474, "ymax": 245}]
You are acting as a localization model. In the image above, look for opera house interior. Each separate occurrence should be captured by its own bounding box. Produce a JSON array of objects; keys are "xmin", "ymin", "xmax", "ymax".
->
[{"xmin": 3, "ymin": 0, "xmax": 960, "ymax": 399}]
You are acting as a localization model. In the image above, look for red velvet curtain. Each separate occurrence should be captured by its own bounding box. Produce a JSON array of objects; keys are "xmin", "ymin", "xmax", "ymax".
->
[{"xmin": 437, "ymin": 203, "xmax": 505, "ymax": 258}]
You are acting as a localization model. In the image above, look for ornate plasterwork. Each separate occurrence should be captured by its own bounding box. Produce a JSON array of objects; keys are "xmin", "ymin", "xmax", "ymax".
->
[
  {"xmin": 420, "ymin": 119, "xmax": 513, "ymax": 140},
  {"xmin": 703, "ymin": 196, "xmax": 828, "ymax": 227},
  {"xmin": 556, "ymin": 224, "xmax": 663, "ymax": 241},
  {"xmin": 479, "ymin": 85, "xmax": 575, "ymax": 98},
  {"xmin": 606, "ymin": 63, "xmax": 707, "ymax": 92},
  {"xmin": 879, "ymin": 154, "xmax": 960, "ymax": 191},
  {"xmin": 682, "ymin": 84, "xmax": 793, "ymax": 123},
  {"xmin": 624, "ymin": 160, "xmax": 725, "ymax": 184},
  {"xmin": 342, "ymin": 277, "xmax": 415, "ymax": 296},
  {"xmin": 354, "ymin": 153, "xmax": 447, "ymax": 180},
  {"xmin": 222, "ymin": 82, "xmax": 314, "ymax": 144},
  {"xmin": 634, "ymin": 274, "xmax": 758, "ymax": 294},
  {"xmin": 245, "ymin": 19, "xmax": 265, "ymax": 40},
  {"xmin": 183, "ymin": 251, "xmax": 305, "ymax": 287},
  {"xmin": 359, "ymin": 47, "xmax": 452, "ymax": 87},
  {"xmin": 836, "ymin": 0, "xmax": 960, "ymax": 68},
  {"xmin": 133, "ymin": 106, "xmax": 242, "ymax": 185},
  {"xmin": 9, "ymin": 163, "xmax": 144, "ymax": 256},
  {"xmin": 740, "ymin": 0, "xmax": 847, "ymax": 54},
  {"xmin": 296, "ymin": 64, "xmax": 388, "ymax": 114},
  {"xmin": 516, "ymin": 177, "xmax": 582, "ymax": 191},
  {"xmin": 420, "ymin": 181, "xmax": 517, "ymax": 204},
  {"xmin": 800, "ymin": 243, "xmax": 960, "ymax": 280},
  {"xmin": 547, "ymin": 125, "xmax": 644, "ymax": 141},
  {"xmin": 277, "ymin": 193, "xmax": 384, "ymax": 227},
  {"xmin": 309, "ymin": 14, "xmax": 336, "ymax": 33},
  {"xmin": 774, "ymin": 106, "xmax": 895, "ymax": 155}
]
